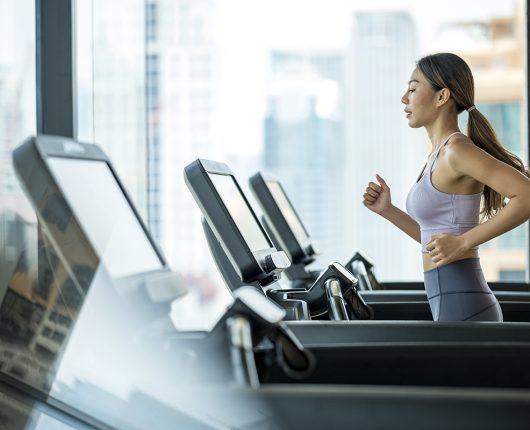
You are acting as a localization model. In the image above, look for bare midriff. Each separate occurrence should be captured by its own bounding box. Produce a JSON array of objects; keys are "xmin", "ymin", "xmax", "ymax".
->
[{"xmin": 422, "ymin": 249, "xmax": 479, "ymax": 272}]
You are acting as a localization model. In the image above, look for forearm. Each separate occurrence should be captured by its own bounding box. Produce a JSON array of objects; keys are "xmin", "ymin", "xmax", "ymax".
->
[
  {"xmin": 380, "ymin": 205, "xmax": 421, "ymax": 243},
  {"xmin": 462, "ymin": 196, "xmax": 530, "ymax": 249}
]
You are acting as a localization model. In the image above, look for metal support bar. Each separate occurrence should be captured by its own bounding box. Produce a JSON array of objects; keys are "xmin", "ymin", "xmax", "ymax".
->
[{"xmin": 35, "ymin": 0, "xmax": 76, "ymax": 138}]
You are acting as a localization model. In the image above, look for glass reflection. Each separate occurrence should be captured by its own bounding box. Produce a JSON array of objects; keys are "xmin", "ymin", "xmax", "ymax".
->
[
  {"xmin": 0, "ymin": 215, "xmax": 93, "ymax": 391},
  {"xmin": 0, "ymin": 390, "xmax": 81, "ymax": 429}
]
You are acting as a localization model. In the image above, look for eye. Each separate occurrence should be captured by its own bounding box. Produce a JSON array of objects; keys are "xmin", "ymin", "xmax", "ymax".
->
[{"xmin": 408, "ymin": 89, "xmax": 415, "ymax": 93}]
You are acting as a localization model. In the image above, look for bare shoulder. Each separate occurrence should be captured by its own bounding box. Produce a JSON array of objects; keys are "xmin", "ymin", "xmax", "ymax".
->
[
  {"xmin": 445, "ymin": 133, "xmax": 475, "ymax": 151},
  {"xmin": 443, "ymin": 134, "xmax": 484, "ymax": 167}
]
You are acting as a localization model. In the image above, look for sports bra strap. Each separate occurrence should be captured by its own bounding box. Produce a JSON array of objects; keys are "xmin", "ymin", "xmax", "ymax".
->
[{"xmin": 429, "ymin": 131, "xmax": 463, "ymax": 173}]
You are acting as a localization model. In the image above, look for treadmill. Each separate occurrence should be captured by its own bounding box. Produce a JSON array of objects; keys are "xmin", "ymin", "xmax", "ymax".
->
[
  {"xmin": 185, "ymin": 158, "xmax": 530, "ymax": 323},
  {"xmin": 7, "ymin": 136, "xmax": 530, "ymax": 429},
  {"xmin": 249, "ymin": 170, "xmax": 530, "ymax": 305}
]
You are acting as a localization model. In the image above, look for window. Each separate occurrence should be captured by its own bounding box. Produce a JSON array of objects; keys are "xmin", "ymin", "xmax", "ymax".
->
[
  {"xmin": 75, "ymin": 0, "xmax": 527, "ymax": 322},
  {"xmin": 0, "ymin": 0, "xmax": 37, "ymax": 315},
  {"xmin": 131, "ymin": 0, "xmax": 527, "ymax": 290},
  {"xmin": 500, "ymin": 269, "xmax": 526, "ymax": 281}
]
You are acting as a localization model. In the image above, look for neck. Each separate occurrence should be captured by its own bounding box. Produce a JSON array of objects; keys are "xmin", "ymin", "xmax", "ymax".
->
[{"xmin": 425, "ymin": 113, "xmax": 460, "ymax": 153}]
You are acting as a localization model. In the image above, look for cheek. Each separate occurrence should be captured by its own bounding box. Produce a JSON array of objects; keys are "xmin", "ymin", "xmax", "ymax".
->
[{"xmin": 412, "ymin": 93, "xmax": 431, "ymax": 109}]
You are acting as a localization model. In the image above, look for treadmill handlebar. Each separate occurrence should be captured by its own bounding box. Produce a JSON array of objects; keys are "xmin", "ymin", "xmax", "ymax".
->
[
  {"xmin": 309, "ymin": 262, "xmax": 373, "ymax": 320},
  {"xmin": 266, "ymin": 262, "xmax": 368, "ymax": 320},
  {"xmin": 325, "ymin": 279, "xmax": 350, "ymax": 321},
  {"xmin": 273, "ymin": 322, "xmax": 316, "ymax": 380},
  {"xmin": 217, "ymin": 287, "xmax": 314, "ymax": 385},
  {"xmin": 227, "ymin": 315, "xmax": 260, "ymax": 389}
]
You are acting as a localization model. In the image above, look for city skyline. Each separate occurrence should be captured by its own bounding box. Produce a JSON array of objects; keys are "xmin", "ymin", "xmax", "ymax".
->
[{"xmin": 0, "ymin": 1, "xmax": 527, "ymax": 333}]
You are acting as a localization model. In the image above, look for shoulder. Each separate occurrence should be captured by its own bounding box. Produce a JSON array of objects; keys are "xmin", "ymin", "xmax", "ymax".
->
[
  {"xmin": 443, "ymin": 134, "xmax": 484, "ymax": 168},
  {"xmin": 440, "ymin": 134, "xmax": 491, "ymax": 177}
]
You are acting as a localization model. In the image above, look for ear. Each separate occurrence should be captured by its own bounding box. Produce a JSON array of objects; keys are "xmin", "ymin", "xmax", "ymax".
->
[{"xmin": 436, "ymin": 88, "xmax": 451, "ymax": 107}]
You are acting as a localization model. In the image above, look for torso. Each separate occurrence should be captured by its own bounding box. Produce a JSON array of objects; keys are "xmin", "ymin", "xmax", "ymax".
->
[{"xmin": 417, "ymin": 133, "xmax": 484, "ymax": 271}]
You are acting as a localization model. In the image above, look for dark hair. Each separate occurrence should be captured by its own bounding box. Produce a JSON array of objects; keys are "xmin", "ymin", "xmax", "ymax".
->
[{"xmin": 417, "ymin": 52, "xmax": 528, "ymax": 219}]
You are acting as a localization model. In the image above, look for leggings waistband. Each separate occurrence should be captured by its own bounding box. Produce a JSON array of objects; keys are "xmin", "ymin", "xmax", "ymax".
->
[{"xmin": 424, "ymin": 257, "xmax": 481, "ymax": 274}]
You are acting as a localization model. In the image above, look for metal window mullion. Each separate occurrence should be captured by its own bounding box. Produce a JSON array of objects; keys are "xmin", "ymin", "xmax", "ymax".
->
[{"xmin": 35, "ymin": 0, "xmax": 76, "ymax": 138}]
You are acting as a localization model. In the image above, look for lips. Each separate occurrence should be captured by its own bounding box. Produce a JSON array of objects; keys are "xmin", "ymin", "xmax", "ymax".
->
[{"xmin": 405, "ymin": 109, "xmax": 411, "ymax": 118}]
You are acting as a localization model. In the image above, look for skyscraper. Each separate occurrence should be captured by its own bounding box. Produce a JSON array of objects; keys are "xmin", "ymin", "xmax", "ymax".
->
[
  {"xmin": 144, "ymin": 0, "xmax": 220, "ymax": 276},
  {"xmin": 263, "ymin": 50, "xmax": 345, "ymax": 267},
  {"xmin": 442, "ymin": 0, "xmax": 527, "ymax": 281},
  {"xmin": 146, "ymin": 0, "xmax": 162, "ymax": 242},
  {"xmin": 344, "ymin": 11, "xmax": 423, "ymax": 280}
]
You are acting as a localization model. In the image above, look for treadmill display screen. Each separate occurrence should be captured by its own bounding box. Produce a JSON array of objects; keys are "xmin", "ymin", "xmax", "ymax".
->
[
  {"xmin": 209, "ymin": 173, "xmax": 271, "ymax": 251},
  {"xmin": 267, "ymin": 181, "xmax": 309, "ymax": 243},
  {"xmin": 47, "ymin": 157, "xmax": 163, "ymax": 278}
]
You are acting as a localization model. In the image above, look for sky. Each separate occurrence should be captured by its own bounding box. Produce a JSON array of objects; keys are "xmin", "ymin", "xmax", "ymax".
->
[
  {"xmin": 0, "ymin": 0, "xmax": 518, "ymax": 157},
  {"xmin": 215, "ymin": 0, "xmax": 519, "ymax": 155},
  {"xmin": 217, "ymin": 0, "xmax": 516, "ymax": 51}
]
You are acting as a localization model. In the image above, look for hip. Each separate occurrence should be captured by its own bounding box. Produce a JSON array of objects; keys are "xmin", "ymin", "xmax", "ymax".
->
[
  {"xmin": 423, "ymin": 257, "xmax": 501, "ymax": 322},
  {"xmin": 422, "ymin": 249, "xmax": 479, "ymax": 272}
]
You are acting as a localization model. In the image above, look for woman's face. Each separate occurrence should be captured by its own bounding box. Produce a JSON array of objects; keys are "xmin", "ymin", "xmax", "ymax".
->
[{"xmin": 401, "ymin": 68, "xmax": 439, "ymax": 128}]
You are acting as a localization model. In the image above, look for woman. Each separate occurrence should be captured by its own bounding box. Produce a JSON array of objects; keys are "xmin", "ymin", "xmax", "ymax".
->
[{"xmin": 363, "ymin": 52, "xmax": 530, "ymax": 322}]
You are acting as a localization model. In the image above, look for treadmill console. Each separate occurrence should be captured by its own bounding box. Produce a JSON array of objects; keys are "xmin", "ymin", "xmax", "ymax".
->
[
  {"xmin": 249, "ymin": 171, "xmax": 319, "ymax": 267},
  {"xmin": 184, "ymin": 159, "xmax": 290, "ymax": 288},
  {"xmin": 13, "ymin": 135, "xmax": 186, "ymax": 304}
]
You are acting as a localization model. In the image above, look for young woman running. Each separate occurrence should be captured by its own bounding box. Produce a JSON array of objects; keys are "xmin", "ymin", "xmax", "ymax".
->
[{"xmin": 363, "ymin": 52, "xmax": 530, "ymax": 322}]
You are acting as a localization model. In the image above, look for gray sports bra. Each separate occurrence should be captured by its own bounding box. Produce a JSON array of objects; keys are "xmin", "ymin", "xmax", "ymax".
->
[{"xmin": 405, "ymin": 132, "xmax": 482, "ymax": 253}]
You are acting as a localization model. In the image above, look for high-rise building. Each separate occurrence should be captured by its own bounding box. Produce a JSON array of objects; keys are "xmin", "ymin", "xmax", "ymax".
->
[
  {"xmin": 146, "ymin": 1, "xmax": 162, "ymax": 242},
  {"xmin": 440, "ymin": 0, "xmax": 527, "ymax": 281},
  {"xmin": 344, "ymin": 11, "xmax": 423, "ymax": 281},
  {"xmin": 144, "ymin": 0, "xmax": 220, "ymax": 277},
  {"xmin": 263, "ymin": 50, "xmax": 345, "ymax": 267}
]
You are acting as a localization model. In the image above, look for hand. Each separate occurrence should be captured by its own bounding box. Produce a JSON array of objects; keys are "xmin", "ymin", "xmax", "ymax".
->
[
  {"xmin": 363, "ymin": 174, "xmax": 392, "ymax": 215},
  {"xmin": 425, "ymin": 234, "xmax": 469, "ymax": 266}
]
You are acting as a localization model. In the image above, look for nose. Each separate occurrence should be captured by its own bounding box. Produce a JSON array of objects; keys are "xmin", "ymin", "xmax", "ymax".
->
[{"xmin": 401, "ymin": 91, "xmax": 408, "ymax": 105}]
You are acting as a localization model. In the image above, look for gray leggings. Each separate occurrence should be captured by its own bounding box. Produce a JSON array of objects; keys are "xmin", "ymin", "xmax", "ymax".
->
[{"xmin": 423, "ymin": 258, "xmax": 503, "ymax": 322}]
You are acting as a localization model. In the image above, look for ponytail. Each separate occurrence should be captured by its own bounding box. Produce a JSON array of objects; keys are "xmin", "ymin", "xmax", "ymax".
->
[{"xmin": 467, "ymin": 108, "xmax": 529, "ymax": 220}]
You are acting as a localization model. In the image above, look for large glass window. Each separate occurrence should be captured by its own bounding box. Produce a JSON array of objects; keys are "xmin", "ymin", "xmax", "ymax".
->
[
  {"xmin": 0, "ymin": 1, "xmax": 527, "ymax": 428},
  {"xmin": 76, "ymin": 0, "xmax": 147, "ymax": 216},
  {"xmin": 0, "ymin": 0, "xmax": 37, "ymax": 323},
  {"xmin": 75, "ymin": 0, "xmax": 527, "ymax": 331}
]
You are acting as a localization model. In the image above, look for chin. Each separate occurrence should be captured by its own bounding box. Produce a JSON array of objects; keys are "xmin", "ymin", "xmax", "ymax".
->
[{"xmin": 407, "ymin": 119, "xmax": 422, "ymax": 129}]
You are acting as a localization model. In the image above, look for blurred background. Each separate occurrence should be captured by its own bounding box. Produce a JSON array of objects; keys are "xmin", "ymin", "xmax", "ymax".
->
[{"xmin": 0, "ymin": 0, "xmax": 527, "ymax": 330}]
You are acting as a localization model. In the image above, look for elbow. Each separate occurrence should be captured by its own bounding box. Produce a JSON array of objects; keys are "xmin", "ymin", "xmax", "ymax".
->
[{"xmin": 517, "ymin": 193, "xmax": 530, "ymax": 219}]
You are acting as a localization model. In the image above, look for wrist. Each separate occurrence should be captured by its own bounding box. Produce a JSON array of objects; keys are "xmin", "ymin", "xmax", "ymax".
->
[
  {"xmin": 460, "ymin": 233, "xmax": 472, "ymax": 252},
  {"xmin": 380, "ymin": 205, "xmax": 395, "ymax": 219}
]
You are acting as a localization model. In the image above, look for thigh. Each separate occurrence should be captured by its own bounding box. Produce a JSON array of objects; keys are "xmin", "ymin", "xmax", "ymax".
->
[{"xmin": 426, "ymin": 258, "xmax": 503, "ymax": 322}]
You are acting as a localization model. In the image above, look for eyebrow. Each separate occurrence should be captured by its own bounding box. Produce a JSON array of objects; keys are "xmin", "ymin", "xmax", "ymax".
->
[{"xmin": 408, "ymin": 79, "xmax": 419, "ymax": 85}]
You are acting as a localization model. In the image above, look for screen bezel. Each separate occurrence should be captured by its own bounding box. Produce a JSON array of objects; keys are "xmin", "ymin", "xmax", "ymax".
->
[
  {"xmin": 266, "ymin": 180, "xmax": 310, "ymax": 243},
  {"xmin": 207, "ymin": 172, "xmax": 273, "ymax": 252},
  {"xmin": 26, "ymin": 136, "xmax": 168, "ymax": 274},
  {"xmin": 184, "ymin": 159, "xmax": 279, "ymax": 284}
]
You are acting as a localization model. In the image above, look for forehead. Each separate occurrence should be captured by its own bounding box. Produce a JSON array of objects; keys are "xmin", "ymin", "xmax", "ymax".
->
[{"xmin": 408, "ymin": 67, "xmax": 427, "ymax": 84}]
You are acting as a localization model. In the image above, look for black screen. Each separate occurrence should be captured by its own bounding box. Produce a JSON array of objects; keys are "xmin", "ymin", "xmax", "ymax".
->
[
  {"xmin": 209, "ymin": 173, "xmax": 271, "ymax": 251},
  {"xmin": 48, "ymin": 157, "xmax": 163, "ymax": 278},
  {"xmin": 267, "ymin": 181, "xmax": 309, "ymax": 243}
]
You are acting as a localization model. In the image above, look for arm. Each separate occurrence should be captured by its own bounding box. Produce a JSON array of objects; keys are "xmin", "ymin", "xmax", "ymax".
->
[
  {"xmin": 427, "ymin": 141, "xmax": 530, "ymax": 264},
  {"xmin": 363, "ymin": 174, "xmax": 421, "ymax": 244},
  {"xmin": 456, "ymin": 145, "xmax": 530, "ymax": 248},
  {"xmin": 381, "ymin": 205, "xmax": 421, "ymax": 244}
]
